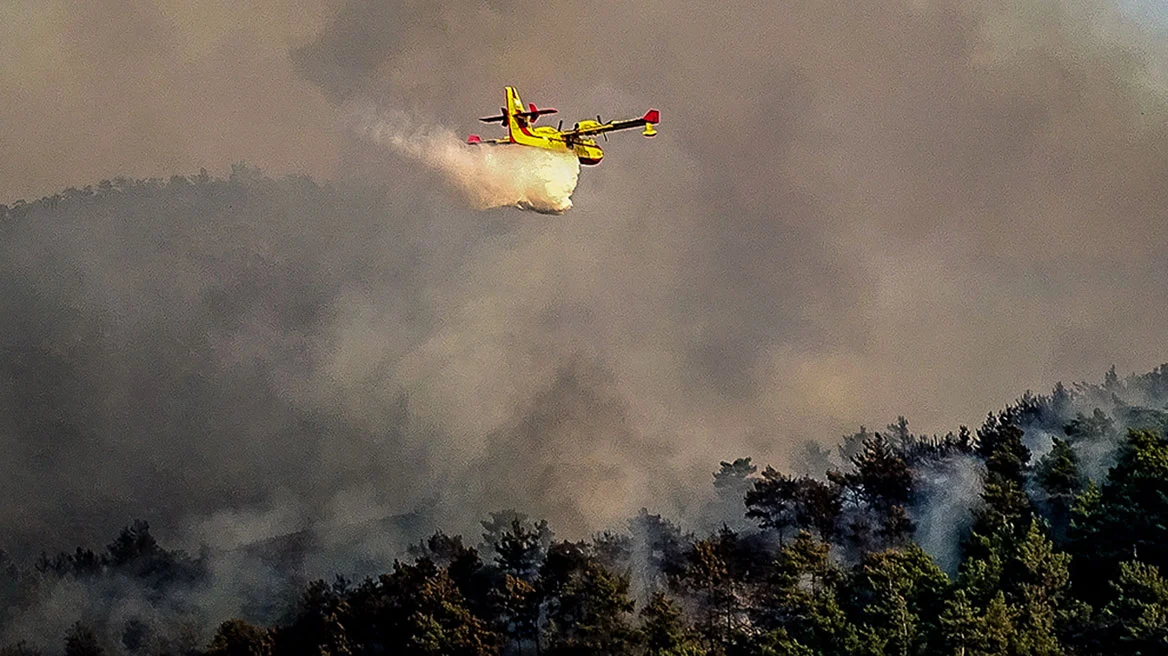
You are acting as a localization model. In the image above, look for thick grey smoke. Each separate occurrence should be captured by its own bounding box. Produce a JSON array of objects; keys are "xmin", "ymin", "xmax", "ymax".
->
[{"xmin": 1, "ymin": 2, "xmax": 1167, "ymax": 644}]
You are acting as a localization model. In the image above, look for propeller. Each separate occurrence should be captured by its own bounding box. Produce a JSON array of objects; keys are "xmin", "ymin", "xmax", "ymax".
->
[
  {"xmin": 557, "ymin": 119, "xmax": 563, "ymax": 131},
  {"xmin": 597, "ymin": 115, "xmax": 608, "ymax": 141}
]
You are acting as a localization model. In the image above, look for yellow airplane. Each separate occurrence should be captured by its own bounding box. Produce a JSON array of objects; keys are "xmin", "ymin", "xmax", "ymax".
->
[{"xmin": 467, "ymin": 87, "xmax": 659, "ymax": 165}]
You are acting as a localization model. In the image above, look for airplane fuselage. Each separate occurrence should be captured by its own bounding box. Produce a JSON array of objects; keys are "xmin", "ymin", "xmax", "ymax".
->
[
  {"xmin": 468, "ymin": 86, "xmax": 657, "ymax": 166},
  {"xmin": 511, "ymin": 122, "xmax": 605, "ymax": 166}
]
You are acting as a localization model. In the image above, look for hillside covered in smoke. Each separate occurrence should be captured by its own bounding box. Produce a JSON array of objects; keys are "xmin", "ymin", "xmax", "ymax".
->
[
  {"xmin": 2, "ymin": 176, "xmax": 1168, "ymax": 652},
  {"xmin": 2, "ymin": 216, "xmax": 1167, "ymax": 654},
  {"xmin": 3, "ymin": 0, "xmax": 1168, "ymax": 653}
]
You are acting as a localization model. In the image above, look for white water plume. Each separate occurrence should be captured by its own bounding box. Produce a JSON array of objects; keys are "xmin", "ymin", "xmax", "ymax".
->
[{"xmin": 356, "ymin": 108, "xmax": 580, "ymax": 214}]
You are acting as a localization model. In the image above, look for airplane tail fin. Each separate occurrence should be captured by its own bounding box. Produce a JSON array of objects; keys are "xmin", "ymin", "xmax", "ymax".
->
[{"xmin": 505, "ymin": 87, "xmax": 523, "ymax": 140}]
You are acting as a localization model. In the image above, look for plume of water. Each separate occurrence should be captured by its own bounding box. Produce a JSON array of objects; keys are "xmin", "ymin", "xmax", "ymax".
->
[{"xmin": 356, "ymin": 108, "xmax": 580, "ymax": 214}]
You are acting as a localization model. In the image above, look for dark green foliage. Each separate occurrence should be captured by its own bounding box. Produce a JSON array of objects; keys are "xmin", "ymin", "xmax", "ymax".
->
[
  {"xmin": 938, "ymin": 590, "xmax": 1014, "ymax": 656},
  {"xmin": 481, "ymin": 512, "xmax": 552, "ymax": 582},
  {"xmin": 1078, "ymin": 430, "xmax": 1168, "ymax": 560},
  {"xmin": 886, "ymin": 417, "xmax": 913, "ymax": 453},
  {"xmin": 845, "ymin": 545, "xmax": 948, "ymax": 656},
  {"xmin": 1069, "ymin": 430, "xmax": 1168, "ymax": 605},
  {"xmin": 675, "ymin": 528, "xmax": 757, "ymax": 652},
  {"xmin": 640, "ymin": 592, "xmax": 701, "ymax": 655},
  {"xmin": 1098, "ymin": 561, "xmax": 1168, "ymax": 654},
  {"xmin": 207, "ymin": 620, "xmax": 271, "ymax": 656},
  {"xmin": 1065, "ymin": 408, "xmax": 1117, "ymax": 445},
  {"xmin": 844, "ymin": 434, "xmax": 914, "ymax": 517},
  {"xmin": 957, "ymin": 521, "xmax": 1081, "ymax": 655},
  {"xmin": 1035, "ymin": 438, "xmax": 1085, "ymax": 543},
  {"xmin": 976, "ymin": 413, "xmax": 1031, "ymax": 484},
  {"xmin": 714, "ymin": 459, "xmax": 761, "ymax": 531},
  {"xmin": 713, "ymin": 458, "xmax": 758, "ymax": 496},
  {"xmin": 344, "ymin": 560, "xmax": 500, "ymax": 656},
  {"xmin": 746, "ymin": 470, "xmax": 842, "ymax": 543},
  {"xmin": 754, "ymin": 532, "xmax": 858, "ymax": 656},
  {"xmin": 541, "ymin": 547, "xmax": 640, "ymax": 655},
  {"xmin": 745, "ymin": 468, "xmax": 800, "ymax": 543},
  {"xmin": 828, "ymin": 434, "xmax": 915, "ymax": 550},
  {"xmin": 592, "ymin": 529, "xmax": 630, "ymax": 555},
  {"xmin": 488, "ymin": 574, "xmax": 538, "ymax": 653},
  {"xmin": 968, "ymin": 415, "xmax": 1034, "ymax": 547},
  {"xmin": 274, "ymin": 577, "xmax": 353, "ymax": 656},
  {"xmin": 63, "ymin": 624, "xmax": 104, "ymax": 656},
  {"xmin": 6, "ymin": 365, "xmax": 1168, "ymax": 655}
]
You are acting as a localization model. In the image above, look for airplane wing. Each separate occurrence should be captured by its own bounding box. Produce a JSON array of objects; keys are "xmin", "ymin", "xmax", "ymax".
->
[
  {"xmin": 516, "ymin": 103, "xmax": 558, "ymax": 122},
  {"xmin": 479, "ymin": 104, "xmax": 558, "ymax": 124},
  {"xmin": 479, "ymin": 110, "xmax": 508, "ymax": 125},
  {"xmin": 560, "ymin": 110, "xmax": 660, "ymax": 139}
]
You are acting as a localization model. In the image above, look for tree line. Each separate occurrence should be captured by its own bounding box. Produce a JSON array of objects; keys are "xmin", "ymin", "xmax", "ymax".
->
[{"xmin": 2, "ymin": 366, "xmax": 1168, "ymax": 655}]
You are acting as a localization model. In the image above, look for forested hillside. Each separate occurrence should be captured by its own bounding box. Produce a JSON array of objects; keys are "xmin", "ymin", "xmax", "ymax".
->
[{"xmin": 4, "ymin": 175, "xmax": 1168, "ymax": 655}]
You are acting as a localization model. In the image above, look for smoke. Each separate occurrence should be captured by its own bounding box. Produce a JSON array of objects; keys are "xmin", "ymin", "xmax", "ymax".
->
[
  {"xmin": 1, "ymin": 0, "xmax": 1168, "ymax": 646},
  {"xmin": 355, "ymin": 107, "xmax": 579, "ymax": 214},
  {"xmin": 912, "ymin": 455, "xmax": 984, "ymax": 574}
]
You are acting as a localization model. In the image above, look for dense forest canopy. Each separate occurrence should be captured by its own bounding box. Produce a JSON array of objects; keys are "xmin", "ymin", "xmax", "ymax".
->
[{"xmin": 4, "ymin": 176, "xmax": 1168, "ymax": 652}]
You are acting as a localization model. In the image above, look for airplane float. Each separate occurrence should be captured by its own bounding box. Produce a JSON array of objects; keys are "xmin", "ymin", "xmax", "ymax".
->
[{"xmin": 467, "ymin": 87, "xmax": 659, "ymax": 166}]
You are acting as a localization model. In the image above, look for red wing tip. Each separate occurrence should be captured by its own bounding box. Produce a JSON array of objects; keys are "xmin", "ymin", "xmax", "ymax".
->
[
  {"xmin": 643, "ymin": 109, "xmax": 660, "ymax": 123},
  {"xmin": 466, "ymin": 135, "xmax": 482, "ymax": 144}
]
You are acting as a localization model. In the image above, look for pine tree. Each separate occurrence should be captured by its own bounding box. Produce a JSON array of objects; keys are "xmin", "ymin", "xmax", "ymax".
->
[
  {"xmin": 968, "ymin": 414, "xmax": 1033, "ymax": 551},
  {"xmin": 1069, "ymin": 430, "xmax": 1168, "ymax": 598},
  {"xmin": 755, "ymin": 532, "xmax": 857, "ymax": 656},
  {"xmin": 543, "ymin": 559, "xmax": 639, "ymax": 655},
  {"xmin": 713, "ymin": 458, "xmax": 760, "ymax": 531},
  {"xmin": 938, "ymin": 589, "xmax": 1018, "ymax": 656},
  {"xmin": 275, "ymin": 578, "xmax": 353, "ymax": 656},
  {"xmin": 845, "ymin": 545, "xmax": 949, "ymax": 656},
  {"xmin": 494, "ymin": 518, "xmax": 553, "ymax": 583},
  {"xmin": 1035, "ymin": 438, "xmax": 1085, "ymax": 543},
  {"xmin": 207, "ymin": 620, "xmax": 271, "ymax": 656},
  {"xmin": 677, "ymin": 529, "xmax": 751, "ymax": 652},
  {"xmin": 745, "ymin": 468, "xmax": 800, "ymax": 545},
  {"xmin": 640, "ymin": 592, "xmax": 701, "ymax": 655},
  {"xmin": 1098, "ymin": 560, "xmax": 1168, "ymax": 655},
  {"xmin": 489, "ymin": 575, "xmax": 539, "ymax": 654},
  {"xmin": 1005, "ymin": 523, "xmax": 1074, "ymax": 656},
  {"xmin": 404, "ymin": 571, "xmax": 500, "ymax": 656},
  {"xmin": 63, "ymin": 624, "xmax": 104, "ymax": 656},
  {"xmin": 828, "ymin": 434, "xmax": 915, "ymax": 550}
]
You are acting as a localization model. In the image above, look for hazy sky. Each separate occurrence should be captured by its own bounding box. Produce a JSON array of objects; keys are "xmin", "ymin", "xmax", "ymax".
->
[{"xmin": 1, "ymin": 0, "xmax": 1166, "ymax": 550}]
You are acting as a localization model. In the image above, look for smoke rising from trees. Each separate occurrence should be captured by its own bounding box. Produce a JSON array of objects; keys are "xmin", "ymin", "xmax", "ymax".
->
[{"xmin": 1, "ymin": 0, "xmax": 1167, "ymax": 648}]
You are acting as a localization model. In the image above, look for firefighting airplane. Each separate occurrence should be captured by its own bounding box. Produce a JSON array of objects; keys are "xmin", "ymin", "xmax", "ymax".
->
[{"xmin": 466, "ymin": 87, "xmax": 659, "ymax": 165}]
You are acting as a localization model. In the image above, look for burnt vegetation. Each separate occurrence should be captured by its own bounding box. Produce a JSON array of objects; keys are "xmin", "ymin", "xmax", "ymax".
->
[{"xmin": 4, "ymin": 176, "xmax": 1168, "ymax": 654}]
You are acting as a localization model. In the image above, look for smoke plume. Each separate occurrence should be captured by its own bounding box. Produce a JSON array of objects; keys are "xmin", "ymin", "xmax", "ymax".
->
[{"xmin": 355, "ymin": 107, "xmax": 579, "ymax": 214}]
